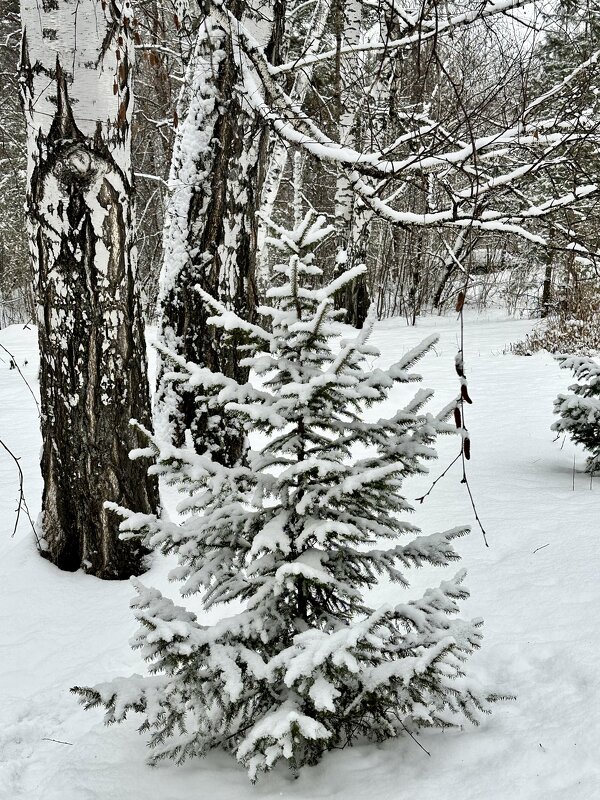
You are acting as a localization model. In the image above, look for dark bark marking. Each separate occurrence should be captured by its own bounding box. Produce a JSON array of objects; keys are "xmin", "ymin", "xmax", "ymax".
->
[{"xmin": 21, "ymin": 47, "xmax": 158, "ymax": 579}]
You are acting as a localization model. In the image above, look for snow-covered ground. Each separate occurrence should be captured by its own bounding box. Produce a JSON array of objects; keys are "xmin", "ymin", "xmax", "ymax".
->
[{"xmin": 1, "ymin": 314, "xmax": 598, "ymax": 800}]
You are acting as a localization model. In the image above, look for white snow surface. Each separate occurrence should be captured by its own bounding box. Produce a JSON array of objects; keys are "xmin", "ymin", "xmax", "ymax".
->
[{"xmin": 0, "ymin": 313, "xmax": 598, "ymax": 799}]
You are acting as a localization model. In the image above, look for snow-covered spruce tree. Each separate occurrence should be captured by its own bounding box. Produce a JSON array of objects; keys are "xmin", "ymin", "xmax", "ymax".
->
[
  {"xmin": 553, "ymin": 355, "xmax": 600, "ymax": 471},
  {"xmin": 74, "ymin": 213, "xmax": 503, "ymax": 779},
  {"xmin": 19, "ymin": 1, "xmax": 158, "ymax": 576}
]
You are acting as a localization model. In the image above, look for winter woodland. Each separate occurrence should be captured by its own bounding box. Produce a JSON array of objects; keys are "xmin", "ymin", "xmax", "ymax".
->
[{"xmin": 0, "ymin": 0, "xmax": 599, "ymax": 797}]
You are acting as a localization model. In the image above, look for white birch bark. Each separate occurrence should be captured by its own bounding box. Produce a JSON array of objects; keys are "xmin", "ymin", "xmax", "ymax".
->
[
  {"xmin": 333, "ymin": 0, "xmax": 370, "ymax": 327},
  {"xmin": 20, "ymin": 0, "xmax": 158, "ymax": 578},
  {"xmin": 20, "ymin": 0, "xmax": 133, "ymax": 173},
  {"xmin": 334, "ymin": 0, "xmax": 362, "ymax": 240},
  {"xmin": 256, "ymin": 0, "xmax": 331, "ymax": 279}
]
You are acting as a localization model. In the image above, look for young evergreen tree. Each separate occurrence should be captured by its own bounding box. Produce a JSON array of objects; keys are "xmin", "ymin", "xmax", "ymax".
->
[
  {"xmin": 553, "ymin": 355, "xmax": 600, "ymax": 471},
  {"xmin": 74, "ymin": 213, "xmax": 503, "ymax": 780}
]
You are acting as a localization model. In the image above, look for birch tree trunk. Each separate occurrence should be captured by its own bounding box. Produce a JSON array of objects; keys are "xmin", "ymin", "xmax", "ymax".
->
[
  {"xmin": 0, "ymin": 0, "xmax": 30, "ymax": 324},
  {"xmin": 156, "ymin": 0, "xmax": 283, "ymax": 466},
  {"xmin": 333, "ymin": 0, "xmax": 369, "ymax": 328},
  {"xmin": 256, "ymin": 0, "xmax": 330, "ymax": 281},
  {"xmin": 20, "ymin": 0, "xmax": 158, "ymax": 578}
]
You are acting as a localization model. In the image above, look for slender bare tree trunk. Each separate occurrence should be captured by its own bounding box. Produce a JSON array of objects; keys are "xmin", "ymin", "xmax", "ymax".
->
[
  {"xmin": 19, "ymin": 0, "xmax": 158, "ymax": 578},
  {"xmin": 333, "ymin": 0, "xmax": 369, "ymax": 328},
  {"xmin": 541, "ymin": 253, "xmax": 553, "ymax": 318},
  {"xmin": 256, "ymin": 0, "xmax": 330, "ymax": 280}
]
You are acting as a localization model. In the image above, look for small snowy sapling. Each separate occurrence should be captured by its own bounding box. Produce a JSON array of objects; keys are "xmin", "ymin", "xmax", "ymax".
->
[
  {"xmin": 74, "ymin": 212, "xmax": 504, "ymax": 780},
  {"xmin": 553, "ymin": 355, "xmax": 600, "ymax": 471}
]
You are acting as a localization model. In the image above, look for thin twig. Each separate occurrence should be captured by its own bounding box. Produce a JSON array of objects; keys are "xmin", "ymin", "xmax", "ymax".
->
[
  {"xmin": 0, "ymin": 438, "xmax": 39, "ymax": 545},
  {"xmin": 457, "ymin": 298, "xmax": 489, "ymax": 547},
  {"xmin": 399, "ymin": 722, "xmax": 431, "ymax": 757},
  {"xmin": 532, "ymin": 543, "xmax": 549, "ymax": 554},
  {"xmin": 0, "ymin": 342, "xmax": 40, "ymax": 416},
  {"xmin": 416, "ymin": 452, "xmax": 462, "ymax": 503},
  {"xmin": 42, "ymin": 738, "xmax": 73, "ymax": 746},
  {"xmin": 460, "ymin": 466, "xmax": 489, "ymax": 547}
]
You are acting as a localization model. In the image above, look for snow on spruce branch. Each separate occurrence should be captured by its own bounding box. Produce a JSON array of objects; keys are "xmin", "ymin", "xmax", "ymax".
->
[{"xmin": 553, "ymin": 355, "xmax": 600, "ymax": 472}]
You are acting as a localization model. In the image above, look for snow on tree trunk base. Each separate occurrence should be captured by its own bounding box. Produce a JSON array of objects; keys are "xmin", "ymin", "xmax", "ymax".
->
[
  {"xmin": 20, "ymin": 2, "xmax": 158, "ymax": 578},
  {"xmin": 73, "ymin": 213, "xmax": 510, "ymax": 775}
]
